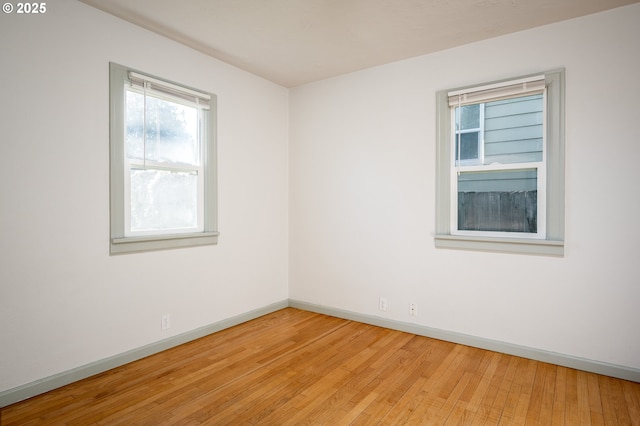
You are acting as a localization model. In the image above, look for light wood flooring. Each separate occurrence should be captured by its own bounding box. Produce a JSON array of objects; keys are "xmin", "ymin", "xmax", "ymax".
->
[{"xmin": 2, "ymin": 308, "xmax": 639, "ymax": 425}]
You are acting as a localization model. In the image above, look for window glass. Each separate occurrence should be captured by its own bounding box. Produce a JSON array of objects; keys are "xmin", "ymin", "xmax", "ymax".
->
[
  {"xmin": 455, "ymin": 132, "xmax": 479, "ymax": 162},
  {"xmin": 125, "ymin": 90, "xmax": 199, "ymax": 165},
  {"xmin": 457, "ymin": 169, "xmax": 537, "ymax": 233},
  {"xmin": 456, "ymin": 103, "xmax": 480, "ymax": 130},
  {"xmin": 129, "ymin": 169, "xmax": 199, "ymax": 233}
]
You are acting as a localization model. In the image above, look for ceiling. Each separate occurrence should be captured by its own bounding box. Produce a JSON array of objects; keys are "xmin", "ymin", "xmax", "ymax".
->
[{"xmin": 79, "ymin": 0, "xmax": 639, "ymax": 88}]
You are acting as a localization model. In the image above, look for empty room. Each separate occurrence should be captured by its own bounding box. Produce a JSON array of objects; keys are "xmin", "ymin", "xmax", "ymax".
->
[{"xmin": 1, "ymin": 0, "xmax": 639, "ymax": 424}]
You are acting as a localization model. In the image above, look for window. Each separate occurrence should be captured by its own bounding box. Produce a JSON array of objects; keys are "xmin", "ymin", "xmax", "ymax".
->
[
  {"xmin": 110, "ymin": 63, "xmax": 218, "ymax": 254},
  {"xmin": 435, "ymin": 70, "xmax": 564, "ymax": 256}
]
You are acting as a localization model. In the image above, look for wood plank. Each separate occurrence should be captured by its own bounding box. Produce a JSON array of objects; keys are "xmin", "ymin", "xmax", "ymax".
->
[
  {"xmin": 2, "ymin": 308, "xmax": 640, "ymax": 425},
  {"xmin": 565, "ymin": 367, "xmax": 580, "ymax": 425},
  {"xmin": 587, "ymin": 371, "xmax": 605, "ymax": 425},
  {"xmin": 524, "ymin": 360, "xmax": 547, "ymax": 423},
  {"xmin": 551, "ymin": 366, "xmax": 567, "ymax": 425},
  {"xmin": 577, "ymin": 370, "xmax": 593, "ymax": 425}
]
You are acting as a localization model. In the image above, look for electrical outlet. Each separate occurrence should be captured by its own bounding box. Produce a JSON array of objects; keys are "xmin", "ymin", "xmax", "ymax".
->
[
  {"xmin": 409, "ymin": 303, "xmax": 417, "ymax": 316},
  {"xmin": 379, "ymin": 297, "xmax": 388, "ymax": 312},
  {"xmin": 161, "ymin": 314, "xmax": 171, "ymax": 330}
]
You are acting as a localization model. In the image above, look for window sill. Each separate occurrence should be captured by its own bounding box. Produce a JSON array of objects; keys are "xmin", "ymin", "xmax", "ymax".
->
[
  {"xmin": 111, "ymin": 232, "xmax": 219, "ymax": 254},
  {"xmin": 435, "ymin": 234, "xmax": 564, "ymax": 257}
]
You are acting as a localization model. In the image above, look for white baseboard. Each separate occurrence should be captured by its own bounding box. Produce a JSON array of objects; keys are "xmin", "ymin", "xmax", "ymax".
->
[
  {"xmin": 288, "ymin": 299, "xmax": 640, "ymax": 384},
  {"xmin": 2, "ymin": 298, "xmax": 638, "ymax": 408},
  {"xmin": 0, "ymin": 301, "xmax": 288, "ymax": 408}
]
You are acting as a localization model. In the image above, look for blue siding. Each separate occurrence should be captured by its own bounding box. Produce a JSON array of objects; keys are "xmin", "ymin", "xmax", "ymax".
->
[{"xmin": 484, "ymin": 94, "xmax": 543, "ymax": 164}]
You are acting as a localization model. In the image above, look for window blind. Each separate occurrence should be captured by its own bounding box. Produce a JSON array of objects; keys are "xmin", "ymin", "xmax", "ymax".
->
[
  {"xmin": 448, "ymin": 75, "xmax": 545, "ymax": 107},
  {"xmin": 128, "ymin": 72, "xmax": 210, "ymax": 110}
]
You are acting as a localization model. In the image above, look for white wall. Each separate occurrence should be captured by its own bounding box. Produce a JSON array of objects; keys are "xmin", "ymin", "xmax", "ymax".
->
[
  {"xmin": 289, "ymin": 4, "xmax": 640, "ymax": 370},
  {"xmin": 0, "ymin": 0, "xmax": 289, "ymax": 392}
]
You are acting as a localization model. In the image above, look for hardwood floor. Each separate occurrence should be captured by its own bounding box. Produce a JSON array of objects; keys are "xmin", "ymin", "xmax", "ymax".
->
[{"xmin": 2, "ymin": 308, "xmax": 639, "ymax": 425}]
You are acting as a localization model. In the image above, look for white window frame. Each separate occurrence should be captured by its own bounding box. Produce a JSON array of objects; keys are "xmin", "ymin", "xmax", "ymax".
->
[
  {"xmin": 109, "ymin": 63, "xmax": 218, "ymax": 254},
  {"xmin": 451, "ymin": 90, "xmax": 546, "ymax": 240},
  {"xmin": 435, "ymin": 69, "xmax": 565, "ymax": 256}
]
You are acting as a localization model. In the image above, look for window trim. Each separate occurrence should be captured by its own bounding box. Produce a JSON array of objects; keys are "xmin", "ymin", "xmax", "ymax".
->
[
  {"xmin": 109, "ymin": 63, "xmax": 218, "ymax": 254},
  {"xmin": 435, "ymin": 69, "xmax": 565, "ymax": 256}
]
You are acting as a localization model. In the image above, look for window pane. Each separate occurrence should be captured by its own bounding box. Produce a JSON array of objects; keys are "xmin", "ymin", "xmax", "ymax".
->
[
  {"xmin": 130, "ymin": 169, "xmax": 198, "ymax": 232},
  {"xmin": 125, "ymin": 89, "xmax": 199, "ymax": 166},
  {"xmin": 455, "ymin": 104, "xmax": 480, "ymax": 130},
  {"xmin": 145, "ymin": 96, "xmax": 199, "ymax": 165},
  {"xmin": 458, "ymin": 169, "xmax": 537, "ymax": 233},
  {"xmin": 455, "ymin": 132, "xmax": 479, "ymax": 162}
]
